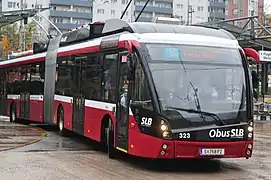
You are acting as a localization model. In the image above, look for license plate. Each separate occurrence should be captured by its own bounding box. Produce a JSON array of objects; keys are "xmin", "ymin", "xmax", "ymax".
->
[{"xmin": 200, "ymin": 148, "xmax": 225, "ymax": 156}]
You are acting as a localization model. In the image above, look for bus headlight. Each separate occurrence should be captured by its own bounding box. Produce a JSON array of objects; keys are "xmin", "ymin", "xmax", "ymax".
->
[
  {"xmin": 160, "ymin": 119, "xmax": 171, "ymax": 138},
  {"xmin": 248, "ymin": 133, "xmax": 253, "ymax": 138},
  {"xmin": 248, "ymin": 126, "xmax": 253, "ymax": 132},
  {"xmin": 162, "ymin": 131, "xmax": 169, "ymax": 137},
  {"xmin": 161, "ymin": 124, "xmax": 168, "ymax": 131}
]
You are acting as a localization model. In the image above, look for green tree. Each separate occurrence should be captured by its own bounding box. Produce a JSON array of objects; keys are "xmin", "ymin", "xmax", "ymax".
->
[
  {"xmin": 0, "ymin": 21, "xmax": 35, "ymax": 56},
  {"xmin": 0, "ymin": 23, "xmax": 20, "ymax": 54},
  {"xmin": 25, "ymin": 21, "xmax": 35, "ymax": 51}
]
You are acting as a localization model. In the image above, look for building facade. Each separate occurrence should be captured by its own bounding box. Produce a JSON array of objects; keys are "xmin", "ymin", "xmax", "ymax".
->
[
  {"xmin": 49, "ymin": 0, "xmax": 92, "ymax": 35},
  {"xmin": 2, "ymin": 0, "xmax": 93, "ymax": 35},
  {"xmin": 173, "ymin": 0, "xmax": 226, "ymax": 25},
  {"xmin": 226, "ymin": 0, "xmax": 264, "ymax": 26},
  {"xmin": 93, "ymin": 0, "xmax": 174, "ymax": 23}
]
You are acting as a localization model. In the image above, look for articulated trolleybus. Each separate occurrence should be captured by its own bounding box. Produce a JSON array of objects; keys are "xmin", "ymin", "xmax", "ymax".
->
[{"xmin": 0, "ymin": 19, "xmax": 259, "ymax": 159}]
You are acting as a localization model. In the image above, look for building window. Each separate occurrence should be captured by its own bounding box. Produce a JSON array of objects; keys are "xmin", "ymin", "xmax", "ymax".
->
[
  {"xmin": 111, "ymin": 10, "xmax": 115, "ymax": 16},
  {"xmin": 197, "ymin": 6, "xmax": 203, "ymax": 11},
  {"xmin": 97, "ymin": 9, "xmax": 105, "ymax": 14},
  {"xmin": 233, "ymin": 9, "xmax": 238, "ymax": 15}
]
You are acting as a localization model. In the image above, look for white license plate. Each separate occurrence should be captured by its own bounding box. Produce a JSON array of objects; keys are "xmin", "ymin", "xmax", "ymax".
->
[{"xmin": 200, "ymin": 148, "xmax": 225, "ymax": 156}]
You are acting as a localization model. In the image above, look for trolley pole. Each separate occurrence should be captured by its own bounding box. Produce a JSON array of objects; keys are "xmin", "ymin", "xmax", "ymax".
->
[{"xmin": 19, "ymin": 0, "xmax": 25, "ymax": 52}]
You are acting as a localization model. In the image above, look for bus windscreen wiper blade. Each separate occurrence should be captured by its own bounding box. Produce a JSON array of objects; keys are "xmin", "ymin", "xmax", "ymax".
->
[{"xmin": 166, "ymin": 106, "xmax": 224, "ymax": 126}]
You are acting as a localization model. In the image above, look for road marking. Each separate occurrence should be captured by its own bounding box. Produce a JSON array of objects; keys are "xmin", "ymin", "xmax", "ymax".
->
[{"xmin": 0, "ymin": 132, "xmax": 47, "ymax": 152}]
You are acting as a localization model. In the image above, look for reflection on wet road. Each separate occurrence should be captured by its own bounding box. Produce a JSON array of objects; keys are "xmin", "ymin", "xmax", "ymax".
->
[{"xmin": 0, "ymin": 121, "xmax": 271, "ymax": 180}]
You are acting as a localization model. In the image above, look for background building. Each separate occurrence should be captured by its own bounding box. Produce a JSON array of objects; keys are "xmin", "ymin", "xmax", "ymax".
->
[
  {"xmin": 93, "ymin": 0, "xmax": 173, "ymax": 23},
  {"xmin": 49, "ymin": 0, "xmax": 92, "ymax": 35},
  {"xmin": 226, "ymin": 0, "xmax": 264, "ymax": 26},
  {"xmin": 173, "ymin": 0, "xmax": 226, "ymax": 25}
]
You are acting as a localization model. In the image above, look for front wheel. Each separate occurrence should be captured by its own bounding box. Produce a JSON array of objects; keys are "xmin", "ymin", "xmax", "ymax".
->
[{"xmin": 107, "ymin": 119, "xmax": 117, "ymax": 159}]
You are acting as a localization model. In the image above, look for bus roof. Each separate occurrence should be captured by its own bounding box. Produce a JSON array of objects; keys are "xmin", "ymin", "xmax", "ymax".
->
[{"xmin": 0, "ymin": 19, "xmax": 242, "ymax": 68}]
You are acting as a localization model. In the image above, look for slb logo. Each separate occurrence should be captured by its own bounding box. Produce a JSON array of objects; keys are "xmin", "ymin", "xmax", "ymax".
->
[
  {"xmin": 209, "ymin": 129, "xmax": 244, "ymax": 138},
  {"xmin": 141, "ymin": 117, "xmax": 152, "ymax": 127}
]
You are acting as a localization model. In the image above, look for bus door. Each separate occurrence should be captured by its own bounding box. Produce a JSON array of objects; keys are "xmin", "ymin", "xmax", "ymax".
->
[
  {"xmin": 0, "ymin": 72, "xmax": 7, "ymax": 115},
  {"xmin": 20, "ymin": 69, "xmax": 30, "ymax": 119},
  {"xmin": 115, "ymin": 52, "xmax": 130, "ymax": 153},
  {"xmin": 72, "ymin": 56, "xmax": 86, "ymax": 135}
]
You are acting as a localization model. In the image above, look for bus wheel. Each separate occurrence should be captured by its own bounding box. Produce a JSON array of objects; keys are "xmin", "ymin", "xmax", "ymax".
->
[
  {"xmin": 107, "ymin": 118, "xmax": 116, "ymax": 159},
  {"xmin": 10, "ymin": 104, "xmax": 16, "ymax": 123},
  {"xmin": 57, "ymin": 107, "xmax": 66, "ymax": 136}
]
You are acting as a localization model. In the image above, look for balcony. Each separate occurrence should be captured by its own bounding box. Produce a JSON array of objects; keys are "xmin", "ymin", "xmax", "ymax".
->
[
  {"xmin": 209, "ymin": 11, "xmax": 225, "ymax": 19},
  {"xmin": 137, "ymin": 17, "xmax": 153, "ymax": 22},
  {"xmin": 50, "ymin": 0, "xmax": 92, "ymax": 7},
  {"xmin": 50, "ymin": 10, "xmax": 92, "ymax": 19},
  {"xmin": 135, "ymin": 5, "xmax": 172, "ymax": 14},
  {"xmin": 209, "ymin": 1, "xmax": 225, "ymax": 8}
]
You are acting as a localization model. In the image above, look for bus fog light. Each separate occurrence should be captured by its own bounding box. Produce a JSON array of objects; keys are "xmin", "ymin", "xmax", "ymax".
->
[
  {"xmin": 248, "ymin": 133, "xmax": 253, "ymax": 138},
  {"xmin": 162, "ymin": 144, "xmax": 168, "ymax": 149},
  {"xmin": 246, "ymin": 150, "xmax": 251, "ymax": 155},
  {"xmin": 160, "ymin": 150, "xmax": 166, "ymax": 156},
  {"xmin": 248, "ymin": 126, "xmax": 253, "ymax": 132},
  {"xmin": 248, "ymin": 144, "xmax": 252, "ymax": 149},
  {"xmin": 161, "ymin": 124, "xmax": 168, "ymax": 131}
]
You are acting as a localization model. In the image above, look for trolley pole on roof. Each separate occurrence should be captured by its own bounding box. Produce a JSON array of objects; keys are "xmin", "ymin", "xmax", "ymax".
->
[{"xmin": 19, "ymin": 0, "xmax": 26, "ymax": 52}]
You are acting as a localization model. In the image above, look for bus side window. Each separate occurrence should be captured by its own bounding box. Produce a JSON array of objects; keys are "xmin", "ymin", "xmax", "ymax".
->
[
  {"xmin": 102, "ymin": 53, "xmax": 117, "ymax": 103},
  {"xmin": 131, "ymin": 54, "xmax": 154, "ymax": 111}
]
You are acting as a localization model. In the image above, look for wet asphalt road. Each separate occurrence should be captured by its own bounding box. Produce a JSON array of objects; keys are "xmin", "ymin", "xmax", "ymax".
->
[{"xmin": 0, "ymin": 118, "xmax": 271, "ymax": 180}]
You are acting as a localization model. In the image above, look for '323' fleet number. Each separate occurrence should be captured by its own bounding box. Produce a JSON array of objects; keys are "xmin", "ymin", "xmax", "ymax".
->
[{"xmin": 179, "ymin": 132, "xmax": 191, "ymax": 139}]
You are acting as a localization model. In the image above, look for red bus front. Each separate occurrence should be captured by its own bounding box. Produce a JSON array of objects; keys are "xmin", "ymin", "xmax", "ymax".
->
[{"xmin": 116, "ymin": 43, "xmax": 257, "ymax": 159}]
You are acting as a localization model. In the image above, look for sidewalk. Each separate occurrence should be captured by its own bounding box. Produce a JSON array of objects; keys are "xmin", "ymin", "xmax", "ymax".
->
[
  {"xmin": 255, "ymin": 120, "xmax": 271, "ymax": 131},
  {"xmin": 0, "ymin": 116, "xmax": 46, "ymax": 151}
]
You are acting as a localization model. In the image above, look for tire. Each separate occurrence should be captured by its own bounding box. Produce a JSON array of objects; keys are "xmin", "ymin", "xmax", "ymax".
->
[
  {"xmin": 10, "ymin": 104, "xmax": 16, "ymax": 123},
  {"xmin": 107, "ymin": 118, "xmax": 116, "ymax": 159},
  {"xmin": 57, "ymin": 107, "xmax": 67, "ymax": 136}
]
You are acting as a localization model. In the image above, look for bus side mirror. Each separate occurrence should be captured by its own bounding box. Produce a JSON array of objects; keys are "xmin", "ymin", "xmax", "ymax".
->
[
  {"xmin": 127, "ymin": 54, "xmax": 134, "ymax": 81},
  {"xmin": 251, "ymin": 70, "xmax": 259, "ymax": 89},
  {"xmin": 251, "ymin": 70, "xmax": 259, "ymax": 100}
]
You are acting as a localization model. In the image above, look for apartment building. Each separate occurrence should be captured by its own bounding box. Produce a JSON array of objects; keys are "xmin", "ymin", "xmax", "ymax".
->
[
  {"xmin": 49, "ymin": 0, "xmax": 92, "ymax": 35},
  {"xmin": 173, "ymin": 0, "xmax": 226, "ymax": 25},
  {"xmin": 93, "ymin": 0, "xmax": 173, "ymax": 22},
  {"xmin": 226, "ymin": 0, "xmax": 264, "ymax": 26}
]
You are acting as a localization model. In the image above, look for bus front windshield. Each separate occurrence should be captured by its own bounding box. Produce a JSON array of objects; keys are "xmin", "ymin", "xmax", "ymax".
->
[{"xmin": 146, "ymin": 43, "xmax": 248, "ymax": 127}]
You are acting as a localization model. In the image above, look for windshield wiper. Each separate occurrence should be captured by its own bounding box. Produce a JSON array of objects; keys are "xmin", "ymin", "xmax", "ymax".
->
[{"xmin": 166, "ymin": 106, "xmax": 225, "ymax": 126}]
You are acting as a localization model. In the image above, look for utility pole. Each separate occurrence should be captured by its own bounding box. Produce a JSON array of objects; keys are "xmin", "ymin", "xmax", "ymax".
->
[
  {"xmin": 19, "ymin": 0, "xmax": 25, "ymax": 52},
  {"xmin": 186, "ymin": 0, "xmax": 195, "ymax": 25}
]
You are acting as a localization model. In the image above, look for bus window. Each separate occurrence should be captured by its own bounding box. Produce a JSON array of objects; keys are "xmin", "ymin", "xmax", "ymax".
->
[
  {"xmin": 102, "ymin": 53, "xmax": 117, "ymax": 103},
  {"xmin": 131, "ymin": 54, "xmax": 154, "ymax": 111}
]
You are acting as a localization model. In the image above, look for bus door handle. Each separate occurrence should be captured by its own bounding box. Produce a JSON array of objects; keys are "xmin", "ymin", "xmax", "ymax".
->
[{"xmin": 112, "ymin": 107, "xmax": 116, "ymax": 116}]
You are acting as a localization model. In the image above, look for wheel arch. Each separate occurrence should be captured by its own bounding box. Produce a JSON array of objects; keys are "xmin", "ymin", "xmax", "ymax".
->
[{"xmin": 100, "ymin": 113, "xmax": 115, "ymax": 142}]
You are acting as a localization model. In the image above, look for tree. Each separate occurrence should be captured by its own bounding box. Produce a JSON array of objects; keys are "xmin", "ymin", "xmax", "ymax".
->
[
  {"xmin": 25, "ymin": 21, "xmax": 35, "ymax": 51},
  {"xmin": 0, "ymin": 21, "xmax": 35, "ymax": 56},
  {"xmin": 0, "ymin": 23, "xmax": 20, "ymax": 56}
]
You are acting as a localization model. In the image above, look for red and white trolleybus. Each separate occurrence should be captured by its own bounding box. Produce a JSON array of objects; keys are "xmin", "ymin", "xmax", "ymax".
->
[{"xmin": 0, "ymin": 19, "xmax": 260, "ymax": 159}]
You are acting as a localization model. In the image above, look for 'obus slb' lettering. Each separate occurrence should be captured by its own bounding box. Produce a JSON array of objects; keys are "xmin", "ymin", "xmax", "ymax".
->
[{"xmin": 209, "ymin": 129, "xmax": 244, "ymax": 138}]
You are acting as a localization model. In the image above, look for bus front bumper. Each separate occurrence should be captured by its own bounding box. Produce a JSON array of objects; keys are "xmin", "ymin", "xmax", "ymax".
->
[{"xmin": 171, "ymin": 140, "xmax": 253, "ymax": 159}]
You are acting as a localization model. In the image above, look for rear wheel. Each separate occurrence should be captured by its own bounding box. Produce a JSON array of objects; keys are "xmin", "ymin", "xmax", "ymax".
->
[
  {"xmin": 10, "ymin": 104, "xmax": 16, "ymax": 123},
  {"xmin": 106, "ymin": 118, "xmax": 117, "ymax": 158},
  {"xmin": 57, "ymin": 107, "xmax": 67, "ymax": 136}
]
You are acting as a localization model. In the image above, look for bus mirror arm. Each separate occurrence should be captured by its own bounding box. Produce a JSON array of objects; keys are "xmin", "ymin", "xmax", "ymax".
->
[
  {"xmin": 127, "ymin": 55, "xmax": 135, "ymax": 81},
  {"xmin": 251, "ymin": 70, "xmax": 259, "ymax": 100}
]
